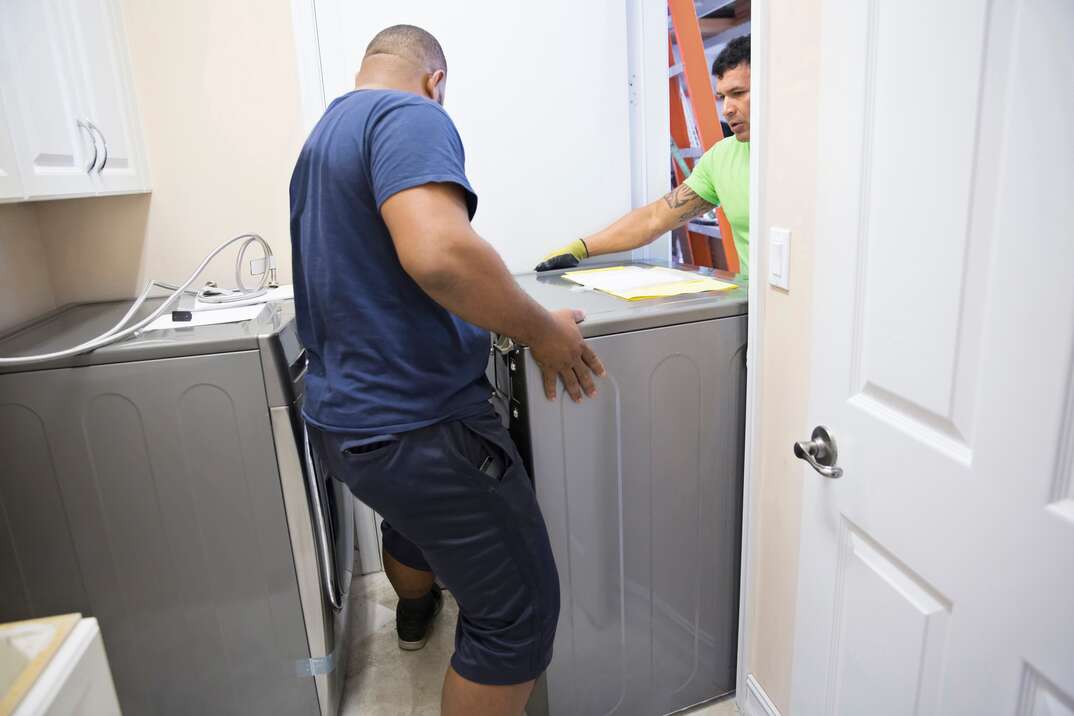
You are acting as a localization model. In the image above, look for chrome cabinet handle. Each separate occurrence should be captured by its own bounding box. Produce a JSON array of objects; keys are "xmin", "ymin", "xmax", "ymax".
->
[
  {"xmin": 86, "ymin": 120, "xmax": 108, "ymax": 172},
  {"xmin": 302, "ymin": 424, "xmax": 345, "ymax": 612},
  {"xmin": 794, "ymin": 425, "xmax": 844, "ymax": 479},
  {"xmin": 76, "ymin": 119, "xmax": 98, "ymax": 173}
]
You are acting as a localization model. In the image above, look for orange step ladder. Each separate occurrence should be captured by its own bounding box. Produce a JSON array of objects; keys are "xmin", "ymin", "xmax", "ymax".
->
[{"xmin": 667, "ymin": 0, "xmax": 740, "ymax": 274}]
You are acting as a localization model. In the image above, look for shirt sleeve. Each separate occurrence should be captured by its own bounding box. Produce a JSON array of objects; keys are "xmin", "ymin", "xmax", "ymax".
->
[
  {"xmin": 369, "ymin": 101, "xmax": 478, "ymax": 219},
  {"xmin": 683, "ymin": 143, "xmax": 722, "ymax": 206}
]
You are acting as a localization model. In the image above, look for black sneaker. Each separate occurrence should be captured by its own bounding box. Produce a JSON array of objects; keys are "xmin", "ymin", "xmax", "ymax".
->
[{"xmin": 396, "ymin": 584, "xmax": 443, "ymax": 651}]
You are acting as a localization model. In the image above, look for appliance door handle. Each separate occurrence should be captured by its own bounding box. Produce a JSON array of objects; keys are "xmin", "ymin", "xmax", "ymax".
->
[
  {"xmin": 76, "ymin": 119, "xmax": 98, "ymax": 173},
  {"xmin": 302, "ymin": 424, "xmax": 345, "ymax": 612}
]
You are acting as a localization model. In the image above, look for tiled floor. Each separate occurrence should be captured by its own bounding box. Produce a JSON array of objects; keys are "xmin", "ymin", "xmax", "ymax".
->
[
  {"xmin": 340, "ymin": 572, "xmax": 459, "ymax": 716},
  {"xmin": 679, "ymin": 697, "xmax": 740, "ymax": 715},
  {"xmin": 339, "ymin": 572, "xmax": 740, "ymax": 716}
]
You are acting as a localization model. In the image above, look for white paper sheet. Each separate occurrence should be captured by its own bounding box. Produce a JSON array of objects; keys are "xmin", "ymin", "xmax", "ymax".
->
[
  {"xmin": 569, "ymin": 267, "xmax": 695, "ymax": 292},
  {"xmin": 562, "ymin": 266, "xmax": 737, "ymax": 300},
  {"xmin": 143, "ymin": 304, "xmax": 267, "ymax": 332}
]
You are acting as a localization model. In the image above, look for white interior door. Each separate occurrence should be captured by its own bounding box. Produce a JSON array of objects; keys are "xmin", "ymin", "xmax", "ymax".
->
[
  {"xmin": 308, "ymin": 0, "xmax": 668, "ymax": 272},
  {"xmin": 65, "ymin": 0, "xmax": 149, "ymax": 194},
  {"xmin": 0, "ymin": 0, "xmax": 97, "ymax": 198},
  {"xmin": 791, "ymin": 1, "xmax": 1074, "ymax": 714}
]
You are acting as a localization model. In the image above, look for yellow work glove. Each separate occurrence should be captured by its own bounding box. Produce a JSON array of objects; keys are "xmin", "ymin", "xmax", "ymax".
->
[{"xmin": 534, "ymin": 239, "xmax": 589, "ymax": 272}]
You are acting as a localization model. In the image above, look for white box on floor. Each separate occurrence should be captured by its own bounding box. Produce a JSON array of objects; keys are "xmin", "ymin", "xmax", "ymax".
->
[{"xmin": 6, "ymin": 617, "xmax": 120, "ymax": 716}]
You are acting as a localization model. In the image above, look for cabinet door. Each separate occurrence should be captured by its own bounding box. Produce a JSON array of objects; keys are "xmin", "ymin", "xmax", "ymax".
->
[
  {"xmin": 65, "ymin": 0, "xmax": 149, "ymax": 194},
  {"xmin": 0, "ymin": 91, "xmax": 26, "ymax": 201},
  {"xmin": 0, "ymin": 0, "xmax": 98, "ymax": 198}
]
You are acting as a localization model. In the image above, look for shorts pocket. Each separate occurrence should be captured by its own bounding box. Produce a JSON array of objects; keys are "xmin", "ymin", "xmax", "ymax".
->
[
  {"xmin": 458, "ymin": 418, "xmax": 516, "ymax": 483},
  {"xmin": 339, "ymin": 434, "xmax": 400, "ymax": 461}
]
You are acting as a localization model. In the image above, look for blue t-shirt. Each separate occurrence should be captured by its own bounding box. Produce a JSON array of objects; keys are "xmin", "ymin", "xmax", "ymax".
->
[{"xmin": 290, "ymin": 89, "xmax": 491, "ymax": 435}]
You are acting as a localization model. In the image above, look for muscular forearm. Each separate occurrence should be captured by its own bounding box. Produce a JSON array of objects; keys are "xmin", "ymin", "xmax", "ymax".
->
[
  {"xmin": 410, "ymin": 230, "xmax": 556, "ymax": 347},
  {"xmin": 581, "ymin": 205, "xmax": 661, "ymax": 258},
  {"xmin": 581, "ymin": 184, "xmax": 715, "ymax": 259}
]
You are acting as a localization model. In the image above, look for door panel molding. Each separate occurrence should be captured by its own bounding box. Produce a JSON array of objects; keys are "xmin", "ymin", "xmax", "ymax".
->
[
  {"xmin": 826, "ymin": 520, "xmax": 951, "ymax": 716},
  {"xmin": 849, "ymin": 0, "xmax": 1000, "ymax": 456},
  {"xmin": 1049, "ymin": 353, "xmax": 1074, "ymax": 520},
  {"xmin": 1018, "ymin": 664, "xmax": 1074, "ymax": 716},
  {"xmin": 849, "ymin": 387, "xmax": 972, "ymax": 466}
]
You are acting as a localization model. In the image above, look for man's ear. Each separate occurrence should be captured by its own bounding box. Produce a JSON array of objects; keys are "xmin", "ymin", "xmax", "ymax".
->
[{"xmin": 426, "ymin": 69, "xmax": 446, "ymax": 104}]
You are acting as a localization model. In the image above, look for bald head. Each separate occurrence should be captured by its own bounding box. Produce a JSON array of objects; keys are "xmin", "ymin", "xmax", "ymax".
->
[
  {"xmin": 365, "ymin": 24, "xmax": 446, "ymax": 74},
  {"xmin": 356, "ymin": 24, "xmax": 449, "ymax": 104}
]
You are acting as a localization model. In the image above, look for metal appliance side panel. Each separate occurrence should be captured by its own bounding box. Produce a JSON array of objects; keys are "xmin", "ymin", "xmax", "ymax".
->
[
  {"xmin": 270, "ymin": 405, "xmax": 354, "ymax": 716},
  {"xmin": 265, "ymin": 319, "xmax": 354, "ymax": 713},
  {"xmin": 321, "ymin": 457, "xmax": 354, "ymax": 715},
  {"xmin": 522, "ymin": 317, "xmax": 747, "ymax": 716},
  {"xmin": 271, "ymin": 407, "xmax": 331, "ymax": 714},
  {"xmin": 0, "ymin": 398, "xmax": 90, "ymax": 619},
  {"xmin": 259, "ymin": 304, "xmax": 306, "ymax": 408},
  {"xmin": 0, "ymin": 351, "xmax": 317, "ymax": 716}
]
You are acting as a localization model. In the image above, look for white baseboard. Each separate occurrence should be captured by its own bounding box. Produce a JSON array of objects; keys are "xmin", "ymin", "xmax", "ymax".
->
[{"xmin": 740, "ymin": 674, "xmax": 782, "ymax": 716}]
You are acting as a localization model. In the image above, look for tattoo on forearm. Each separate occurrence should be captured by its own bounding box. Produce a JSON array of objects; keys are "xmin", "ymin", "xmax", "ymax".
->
[
  {"xmin": 662, "ymin": 183, "xmax": 697, "ymax": 210},
  {"xmin": 662, "ymin": 184, "xmax": 715, "ymax": 226}
]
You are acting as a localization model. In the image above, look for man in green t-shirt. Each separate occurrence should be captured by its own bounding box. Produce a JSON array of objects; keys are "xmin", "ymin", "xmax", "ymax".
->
[{"xmin": 536, "ymin": 35, "xmax": 752, "ymax": 275}]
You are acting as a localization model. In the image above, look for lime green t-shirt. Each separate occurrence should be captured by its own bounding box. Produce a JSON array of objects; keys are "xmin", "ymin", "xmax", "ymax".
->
[{"xmin": 683, "ymin": 137, "xmax": 750, "ymax": 275}]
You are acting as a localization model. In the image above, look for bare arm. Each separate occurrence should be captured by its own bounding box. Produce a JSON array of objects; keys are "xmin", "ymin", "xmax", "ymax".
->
[
  {"xmin": 381, "ymin": 182, "xmax": 605, "ymax": 400},
  {"xmin": 382, "ymin": 183, "xmax": 552, "ymax": 346},
  {"xmin": 582, "ymin": 183, "xmax": 716, "ymax": 258}
]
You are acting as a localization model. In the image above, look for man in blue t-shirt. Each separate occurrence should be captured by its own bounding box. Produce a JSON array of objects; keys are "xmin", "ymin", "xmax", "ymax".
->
[{"xmin": 290, "ymin": 24, "xmax": 604, "ymax": 716}]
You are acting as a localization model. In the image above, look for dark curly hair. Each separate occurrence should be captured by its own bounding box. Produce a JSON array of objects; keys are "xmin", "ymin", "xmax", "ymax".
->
[{"xmin": 712, "ymin": 35, "xmax": 750, "ymax": 78}]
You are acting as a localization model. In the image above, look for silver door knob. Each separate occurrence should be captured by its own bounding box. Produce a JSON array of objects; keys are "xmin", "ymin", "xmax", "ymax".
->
[{"xmin": 794, "ymin": 426, "xmax": 843, "ymax": 479}]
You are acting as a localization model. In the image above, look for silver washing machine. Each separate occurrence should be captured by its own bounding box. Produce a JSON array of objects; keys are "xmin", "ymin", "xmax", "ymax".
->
[
  {"xmin": 492, "ymin": 262, "xmax": 748, "ymax": 716},
  {"xmin": 0, "ymin": 299, "xmax": 353, "ymax": 716}
]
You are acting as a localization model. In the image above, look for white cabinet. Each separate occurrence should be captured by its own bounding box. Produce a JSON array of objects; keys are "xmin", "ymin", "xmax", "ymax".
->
[
  {"xmin": 0, "ymin": 0, "xmax": 149, "ymax": 202},
  {"xmin": 65, "ymin": 0, "xmax": 149, "ymax": 194},
  {"xmin": 0, "ymin": 92, "xmax": 24, "ymax": 199},
  {"xmin": 0, "ymin": 0, "xmax": 95, "ymax": 199}
]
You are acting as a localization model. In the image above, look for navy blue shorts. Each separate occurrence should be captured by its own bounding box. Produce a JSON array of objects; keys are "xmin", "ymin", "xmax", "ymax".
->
[{"xmin": 307, "ymin": 405, "xmax": 560, "ymax": 685}]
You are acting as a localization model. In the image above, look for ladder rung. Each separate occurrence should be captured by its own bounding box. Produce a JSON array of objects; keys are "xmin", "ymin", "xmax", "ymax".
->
[
  {"xmin": 703, "ymin": 22, "xmax": 751, "ymax": 51},
  {"xmin": 670, "ymin": 21, "xmax": 751, "ymax": 75},
  {"xmin": 687, "ymin": 222, "xmax": 721, "ymax": 238},
  {"xmin": 666, "ymin": 0, "xmax": 737, "ymax": 31}
]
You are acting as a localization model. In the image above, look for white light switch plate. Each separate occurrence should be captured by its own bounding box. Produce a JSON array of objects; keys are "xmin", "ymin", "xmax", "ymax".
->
[{"xmin": 768, "ymin": 227, "xmax": 791, "ymax": 290}]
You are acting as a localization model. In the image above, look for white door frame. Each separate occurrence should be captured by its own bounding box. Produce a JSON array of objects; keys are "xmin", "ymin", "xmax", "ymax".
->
[
  {"xmin": 286, "ymin": 0, "xmax": 774, "ymax": 711},
  {"xmin": 736, "ymin": 0, "xmax": 771, "ymax": 710},
  {"xmin": 288, "ymin": 0, "xmax": 327, "ymax": 135}
]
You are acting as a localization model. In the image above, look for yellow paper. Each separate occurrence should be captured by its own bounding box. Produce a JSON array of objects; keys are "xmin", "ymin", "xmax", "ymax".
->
[
  {"xmin": 562, "ymin": 266, "xmax": 737, "ymax": 301},
  {"xmin": 613, "ymin": 278, "xmax": 737, "ymax": 300}
]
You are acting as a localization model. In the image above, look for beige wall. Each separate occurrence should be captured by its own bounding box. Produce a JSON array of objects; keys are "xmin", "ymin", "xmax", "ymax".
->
[
  {"xmin": 745, "ymin": 0, "xmax": 822, "ymax": 713},
  {"xmin": 0, "ymin": 204, "xmax": 55, "ymax": 332},
  {"xmin": 0, "ymin": 0, "xmax": 305, "ymax": 325}
]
